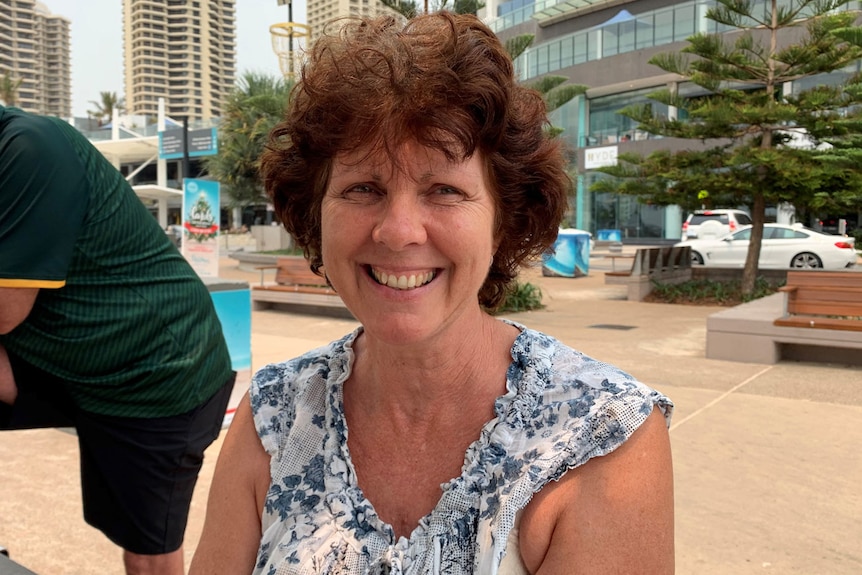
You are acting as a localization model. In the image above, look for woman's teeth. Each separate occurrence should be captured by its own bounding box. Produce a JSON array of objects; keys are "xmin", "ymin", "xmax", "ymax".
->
[{"xmin": 372, "ymin": 269, "xmax": 435, "ymax": 290}]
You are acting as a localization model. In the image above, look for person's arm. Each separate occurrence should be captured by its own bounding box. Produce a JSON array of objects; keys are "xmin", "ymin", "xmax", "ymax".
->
[
  {"xmin": 0, "ymin": 287, "xmax": 39, "ymax": 335},
  {"xmin": 190, "ymin": 393, "xmax": 271, "ymax": 575},
  {"xmin": 519, "ymin": 408, "xmax": 674, "ymax": 574},
  {"xmin": 0, "ymin": 343, "xmax": 16, "ymax": 405},
  {"xmin": 0, "ymin": 112, "xmax": 86, "ymax": 330}
]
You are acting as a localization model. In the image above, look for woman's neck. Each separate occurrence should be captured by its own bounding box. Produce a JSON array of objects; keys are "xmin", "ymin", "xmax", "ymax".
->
[{"xmin": 348, "ymin": 314, "xmax": 519, "ymax": 427}]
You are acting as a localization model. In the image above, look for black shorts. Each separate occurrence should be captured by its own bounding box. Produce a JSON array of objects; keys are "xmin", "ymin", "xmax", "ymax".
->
[{"xmin": 0, "ymin": 355, "xmax": 236, "ymax": 555}]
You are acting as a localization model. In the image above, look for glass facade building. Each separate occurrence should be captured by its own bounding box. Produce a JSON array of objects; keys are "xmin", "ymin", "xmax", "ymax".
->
[{"xmin": 485, "ymin": 0, "xmax": 862, "ymax": 241}]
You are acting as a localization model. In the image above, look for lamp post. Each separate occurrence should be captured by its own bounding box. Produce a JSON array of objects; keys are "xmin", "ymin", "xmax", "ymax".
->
[
  {"xmin": 271, "ymin": 2, "xmax": 310, "ymax": 80},
  {"xmin": 277, "ymin": 0, "xmax": 294, "ymax": 77}
]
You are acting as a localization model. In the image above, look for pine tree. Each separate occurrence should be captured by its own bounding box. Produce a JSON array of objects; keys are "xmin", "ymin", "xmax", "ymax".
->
[{"xmin": 594, "ymin": 0, "xmax": 862, "ymax": 295}]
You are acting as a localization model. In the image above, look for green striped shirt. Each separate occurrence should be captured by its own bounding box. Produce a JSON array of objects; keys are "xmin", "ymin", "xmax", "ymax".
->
[{"xmin": 0, "ymin": 105, "xmax": 232, "ymax": 417}]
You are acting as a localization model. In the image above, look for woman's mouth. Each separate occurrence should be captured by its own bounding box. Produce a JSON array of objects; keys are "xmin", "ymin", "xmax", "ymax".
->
[{"xmin": 370, "ymin": 267, "xmax": 436, "ymax": 290}]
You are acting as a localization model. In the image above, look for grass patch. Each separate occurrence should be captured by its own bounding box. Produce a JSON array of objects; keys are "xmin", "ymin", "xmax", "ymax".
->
[
  {"xmin": 645, "ymin": 277, "xmax": 781, "ymax": 306},
  {"xmin": 495, "ymin": 281, "xmax": 546, "ymax": 313}
]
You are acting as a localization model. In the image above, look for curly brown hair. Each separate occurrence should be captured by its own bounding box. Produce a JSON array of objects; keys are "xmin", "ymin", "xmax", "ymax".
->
[{"xmin": 260, "ymin": 11, "xmax": 571, "ymax": 309}]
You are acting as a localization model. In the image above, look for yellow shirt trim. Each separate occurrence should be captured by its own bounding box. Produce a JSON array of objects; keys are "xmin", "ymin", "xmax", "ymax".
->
[{"xmin": 0, "ymin": 278, "xmax": 65, "ymax": 289}]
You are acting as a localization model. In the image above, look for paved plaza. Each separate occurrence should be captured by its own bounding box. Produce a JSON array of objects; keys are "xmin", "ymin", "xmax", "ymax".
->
[{"xmin": 1, "ymin": 252, "xmax": 860, "ymax": 574}]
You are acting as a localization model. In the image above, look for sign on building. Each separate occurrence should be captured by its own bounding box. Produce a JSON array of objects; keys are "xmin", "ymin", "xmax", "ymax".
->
[
  {"xmin": 584, "ymin": 145, "xmax": 618, "ymax": 169},
  {"xmin": 159, "ymin": 127, "xmax": 218, "ymax": 160}
]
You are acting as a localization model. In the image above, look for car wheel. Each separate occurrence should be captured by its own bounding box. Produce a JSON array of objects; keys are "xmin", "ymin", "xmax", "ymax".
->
[
  {"xmin": 790, "ymin": 252, "xmax": 822, "ymax": 268},
  {"xmin": 691, "ymin": 251, "xmax": 704, "ymax": 265}
]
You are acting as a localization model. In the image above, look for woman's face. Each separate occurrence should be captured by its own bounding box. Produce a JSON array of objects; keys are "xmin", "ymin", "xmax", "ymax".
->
[{"xmin": 321, "ymin": 142, "xmax": 498, "ymax": 346}]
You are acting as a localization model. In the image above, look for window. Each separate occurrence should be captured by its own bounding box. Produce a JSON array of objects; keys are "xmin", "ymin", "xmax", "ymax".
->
[
  {"xmin": 673, "ymin": 4, "xmax": 695, "ymax": 41},
  {"xmin": 602, "ymin": 24, "xmax": 619, "ymax": 57},
  {"xmin": 587, "ymin": 30, "xmax": 600, "ymax": 61},
  {"xmin": 654, "ymin": 9, "xmax": 673, "ymax": 45},
  {"xmin": 589, "ymin": 88, "xmax": 668, "ymax": 145},
  {"xmin": 690, "ymin": 214, "xmax": 730, "ymax": 225},
  {"xmin": 560, "ymin": 37, "xmax": 573, "ymax": 68},
  {"xmin": 618, "ymin": 20, "xmax": 636, "ymax": 53},
  {"xmin": 573, "ymin": 33, "xmax": 588, "ymax": 65}
]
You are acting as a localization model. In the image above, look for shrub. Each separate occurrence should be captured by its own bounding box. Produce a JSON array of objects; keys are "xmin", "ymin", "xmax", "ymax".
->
[
  {"xmin": 648, "ymin": 277, "xmax": 780, "ymax": 306},
  {"xmin": 495, "ymin": 281, "xmax": 545, "ymax": 313}
]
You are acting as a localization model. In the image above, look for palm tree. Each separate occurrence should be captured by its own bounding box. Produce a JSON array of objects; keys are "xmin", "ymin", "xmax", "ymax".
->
[
  {"xmin": 87, "ymin": 91, "xmax": 124, "ymax": 126},
  {"xmin": 0, "ymin": 71, "xmax": 22, "ymax": 106},
  {"xmin": 203, "ymin": 72, "xmax": 293, "ymax": 208}
]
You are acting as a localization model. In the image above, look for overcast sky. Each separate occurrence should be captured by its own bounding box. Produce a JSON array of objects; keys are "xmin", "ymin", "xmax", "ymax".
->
[{"xmin": 50, "ymin": 0, "xmax": 306, "ymax": 117}]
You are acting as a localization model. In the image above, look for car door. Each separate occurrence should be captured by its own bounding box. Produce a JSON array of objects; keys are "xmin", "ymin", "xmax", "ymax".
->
[
  {"xmin": 756, "ymin": 226, "xmax": 781, "ymax": 268},
  {"xmin": 708, "ymin": 228, "xmax": 751, "ymax": 266},
  {"xmin": 763, "ymin": 227, "xmax": 814, "ymax": 267}
]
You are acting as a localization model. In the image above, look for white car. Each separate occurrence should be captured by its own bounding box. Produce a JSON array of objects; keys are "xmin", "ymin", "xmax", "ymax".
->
[
  {"xmin": 676, "ymin": 223, "xmax": 858, "ymax": 269},
  {"xmin": 681, "ymin": 209, "xmax": 752, "ymax": 240}
]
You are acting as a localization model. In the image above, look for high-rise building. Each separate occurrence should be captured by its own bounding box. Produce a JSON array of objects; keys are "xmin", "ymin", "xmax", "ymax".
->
[
  {"xmin": 305, "ymin": 0, "xmax": 392, "ymax": 45},
  {"xmin": 122, "ymin": 0, "xmax": 236, "ymax": 121},
  {"xmin": 0, "ymin": 0, "xmax": 71, "ymax": 116}
]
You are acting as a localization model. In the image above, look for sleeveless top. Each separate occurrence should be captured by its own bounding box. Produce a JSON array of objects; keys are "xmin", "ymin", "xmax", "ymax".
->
[{"xmin": 250, "ymin": 321, "xmax": 673, "ymax": 574}]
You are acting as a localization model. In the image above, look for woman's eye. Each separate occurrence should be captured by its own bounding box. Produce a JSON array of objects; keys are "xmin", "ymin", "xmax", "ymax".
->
[
  {"xmin": 433, "ymin": 186, "xmax": 464, "ymax": 200},
  {"xmin": 343, "ymin": 184, "xmax": 380, "ymax": 199}
]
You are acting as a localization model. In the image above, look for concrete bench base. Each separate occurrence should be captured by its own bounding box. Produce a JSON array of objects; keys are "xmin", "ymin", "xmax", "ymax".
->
[
  {"xmin": 706, "ymin": 293, "xmax": 862, "ymax": 365},
  {"xmin": 601, "ymin": 246, "xmax": 692, "ymax": 301},
  {"xmin": 604, "ymin": 269, "xmax": 691, "ymax": 301},
  {"xmin": 252, "ymin": 287, "xmax": 354, "ymax": 318}
]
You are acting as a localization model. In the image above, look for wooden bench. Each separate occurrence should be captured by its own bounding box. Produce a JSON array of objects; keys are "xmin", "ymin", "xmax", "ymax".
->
[
  {"xmin": 707, "ymin": 270, "xmax": 862, "ymax": 365},
  {"xmin": 774, "ymin": 270, "xmax": 862, "ymax": 331},
  {"xmin": 604, "ymin": 253, "xmax": 635, "ymax": 271},
  {"xmin": 251, "ymin": 256, "xmax": 352, "ymax": 317},
  {"xmin": 604, "ymin": 246, "xmax": 692, "ymax": 301}
]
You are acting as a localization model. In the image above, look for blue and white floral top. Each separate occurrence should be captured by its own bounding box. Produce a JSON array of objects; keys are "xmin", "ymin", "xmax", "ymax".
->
[{"xmin": 250, "ymin": 321, "xmax": 673, "ymax": 575}]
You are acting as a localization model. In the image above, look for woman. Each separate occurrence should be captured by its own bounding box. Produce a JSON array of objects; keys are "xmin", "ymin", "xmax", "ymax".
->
[{"xmin": 191, "ymin": 12, "xmax": 674, "ymax": 575}]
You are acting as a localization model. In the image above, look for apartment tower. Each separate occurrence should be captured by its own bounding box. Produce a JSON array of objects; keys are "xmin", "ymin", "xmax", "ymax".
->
[
  {"xmin": 0, "ymin": 0, "xmax": 70, "ymax": 116},
  {"xmin": 122, "ymin": 0, "xmax": 236, "ymax": 121},
  {"xmin": 305, "ymin": 0, "xmax": 393, "ymax": 45}
]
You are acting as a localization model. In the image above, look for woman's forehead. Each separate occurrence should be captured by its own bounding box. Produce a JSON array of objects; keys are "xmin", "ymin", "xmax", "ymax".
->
[{"xmin": 333, "ymin": 140, "xmax": 479, "ymax": 172}]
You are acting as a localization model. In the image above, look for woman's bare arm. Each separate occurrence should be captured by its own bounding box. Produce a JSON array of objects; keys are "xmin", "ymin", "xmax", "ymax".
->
[
  {"xmin": 520, "ymin": 408, "xmax": 674, "ymax": 574},
  {"xmin": 190, "ymin": 393, "xmax": 271, "ymax": 575}
]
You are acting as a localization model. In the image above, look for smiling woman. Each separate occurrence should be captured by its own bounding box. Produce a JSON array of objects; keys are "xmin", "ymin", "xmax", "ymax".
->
[{"xmin": 190, "ymin": 12, "xmax": 675, "ymax": 575}]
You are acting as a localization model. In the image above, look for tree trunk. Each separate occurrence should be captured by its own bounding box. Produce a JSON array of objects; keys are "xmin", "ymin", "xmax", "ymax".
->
[{"xmin": 741, "ymin": 193, "xmax": 766, "ymax": 295}]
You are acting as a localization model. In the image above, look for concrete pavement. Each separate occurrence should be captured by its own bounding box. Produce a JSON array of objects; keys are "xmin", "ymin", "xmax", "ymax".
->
[{"xmin": 1, "ymin": 255, "xmax": 860, "ymax": 574}]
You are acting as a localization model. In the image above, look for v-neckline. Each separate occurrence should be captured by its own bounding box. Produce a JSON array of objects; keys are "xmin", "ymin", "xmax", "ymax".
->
[{"xmin": 324, "ymin": 324, "xmax": 530, "ymax": 545}]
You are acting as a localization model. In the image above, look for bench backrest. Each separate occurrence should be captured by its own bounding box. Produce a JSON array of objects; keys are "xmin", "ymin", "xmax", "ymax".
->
[
  {"xmin": 784, "ymin": 270, "xmax": 862, "ymax": 317},
  {"xmin": 275, "ymin": 257, "xmax": 329, "ymax": 287},
  {"xmin": 631, "ymin": 246, "xmax": 691, "ymax": 276}
]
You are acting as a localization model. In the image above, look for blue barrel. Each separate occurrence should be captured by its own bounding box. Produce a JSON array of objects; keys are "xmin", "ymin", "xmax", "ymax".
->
[{"xmin": 542, "ymin": 229, "xmax": 592, "ymax": 277}]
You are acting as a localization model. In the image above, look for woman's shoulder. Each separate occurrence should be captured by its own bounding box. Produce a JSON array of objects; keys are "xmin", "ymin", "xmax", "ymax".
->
[
  {"xmin": 253, "ymin": 329, "xmax": 357, "ymax": 390},
  {"xmin": 249, "ymin": 329, "xmax": 359, "ymax": 451},
  {"xmin": 501, "ymin": 324, "xmax": 673, "ymax": 463},
  {"xmin": 509, "ymin": 323, "xmax": 668, "ymax": 403}
]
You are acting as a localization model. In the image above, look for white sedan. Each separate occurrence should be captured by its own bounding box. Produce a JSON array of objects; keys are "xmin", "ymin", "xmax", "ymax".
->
[{"xmin": 675, "ymin": 223, "xmax": 858, "ymax": 269}]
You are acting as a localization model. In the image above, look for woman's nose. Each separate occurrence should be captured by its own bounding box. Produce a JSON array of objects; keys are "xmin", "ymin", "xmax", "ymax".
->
[{"xmin": 371, "ymin": 194, "xmax": 428, "ymax": 250}]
